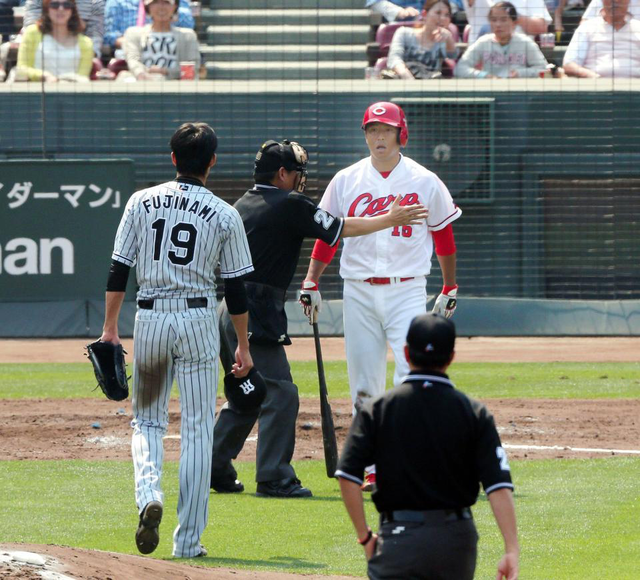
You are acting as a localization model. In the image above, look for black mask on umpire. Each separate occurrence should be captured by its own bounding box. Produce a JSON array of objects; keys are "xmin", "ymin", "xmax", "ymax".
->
[{"xmin": 253, "ymin": 139, "xmax": 309, "ymax": 193}]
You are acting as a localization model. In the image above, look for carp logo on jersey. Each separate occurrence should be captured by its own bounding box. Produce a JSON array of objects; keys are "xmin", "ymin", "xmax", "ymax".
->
[{"xmin": 348, "ymin": 192, "xmax": 419, "ymax": 217}]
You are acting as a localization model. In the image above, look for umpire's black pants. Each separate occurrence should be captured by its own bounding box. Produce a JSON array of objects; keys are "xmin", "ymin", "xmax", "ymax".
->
[
  {"xmin": 211, "ymin": 300, "xmax": 299, "ymax": 483},
  {"xmin": 368, "ymin": 511, "xmax": 478, "ymax": 580}
]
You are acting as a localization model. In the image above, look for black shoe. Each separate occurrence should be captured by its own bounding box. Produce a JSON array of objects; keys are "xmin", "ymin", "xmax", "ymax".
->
[
  {"xmin": 256, "ymin": 477, "xmax": 313, "ymax": 498},
  {"xmin": 211, "ymin": 476, "xmax": 244, "ymax": 493},
  {"xmin": 135, "ymin": 501, "xmax": 163, "ymax": 555}
]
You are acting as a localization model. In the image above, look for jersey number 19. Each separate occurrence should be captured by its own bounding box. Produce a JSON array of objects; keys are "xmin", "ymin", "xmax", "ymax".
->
[{"xmin": 151, "ymin": 218, "xmax": 198, "ymax": 266}]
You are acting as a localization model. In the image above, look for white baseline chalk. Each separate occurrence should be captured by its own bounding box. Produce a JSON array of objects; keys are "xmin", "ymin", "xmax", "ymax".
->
[{"xmin": 504, "ymin": 443, "xmax": 640, "ymax": 455}]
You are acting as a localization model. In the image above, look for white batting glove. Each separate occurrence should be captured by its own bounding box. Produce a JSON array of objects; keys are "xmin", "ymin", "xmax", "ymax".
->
[
  {"xmin": 298, "ymin": 280, "xmax": 322, "ymax": 325},
  {"xmin": 432, "ymin": 285, "xmax": 458, "ymax": 319}
]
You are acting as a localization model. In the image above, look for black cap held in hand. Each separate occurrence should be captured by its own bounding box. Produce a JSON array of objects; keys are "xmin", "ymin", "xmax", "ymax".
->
[
  {"xmin": 406, "ymin": 313, "xmax": 456, "ymax": 366},
  {"xmin": 223, "ymin": 367, "xmax": 267, "ymax": 411}
]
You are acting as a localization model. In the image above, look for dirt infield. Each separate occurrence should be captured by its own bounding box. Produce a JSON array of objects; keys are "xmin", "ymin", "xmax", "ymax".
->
[
  {"xmin": 1, "ymin": 336, "xmax": 638, "ymax": 464},
  {"xmin": 1, "ymin": 337, "xmax": 638, "ymax": 579},
  {"xmin": 0, "ymin": 544, "xmax": 355, "ymax": 580},
  {"xmin": 2, "ymin": 336, "xmax": 640, "ymax": 363}
]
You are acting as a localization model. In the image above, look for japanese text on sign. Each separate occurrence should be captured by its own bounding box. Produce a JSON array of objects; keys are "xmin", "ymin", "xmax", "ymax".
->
[{"xmin": 1, "ymin": 182, "xmax": 122, "ymax": 209}]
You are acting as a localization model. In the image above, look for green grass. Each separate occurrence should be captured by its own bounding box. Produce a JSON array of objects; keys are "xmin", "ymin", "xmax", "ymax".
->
[
  {"xmin": 1, "ymin": 458, "xmax": 638, "ymax": 578},
  {"xmin": 1, "ymin": 362, "xmax": 640, "ymax": 399}
]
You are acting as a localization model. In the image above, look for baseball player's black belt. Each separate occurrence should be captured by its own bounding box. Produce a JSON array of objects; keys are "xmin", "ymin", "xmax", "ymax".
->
[
  {"xmin": 137, "ymin": 297, "xmax": 208, "ymax": 309},
  {"xmin": 381, "ymin": 508, "xmax": 471, "ymax": 524},
  {"xmin": 363, "ymin": 277, "xmax": 415, "ymax": 285}
]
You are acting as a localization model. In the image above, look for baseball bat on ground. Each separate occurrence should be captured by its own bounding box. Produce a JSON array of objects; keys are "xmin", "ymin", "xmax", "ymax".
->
[{"xmin": 311, "ymin": 321, "xmax": 339, "ymax": 478}]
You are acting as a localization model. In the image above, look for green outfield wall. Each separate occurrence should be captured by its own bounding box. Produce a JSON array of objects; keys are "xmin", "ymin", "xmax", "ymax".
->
[{"xmin": 0, "ymin": 81, "xmax": 638, "ymax": 336}]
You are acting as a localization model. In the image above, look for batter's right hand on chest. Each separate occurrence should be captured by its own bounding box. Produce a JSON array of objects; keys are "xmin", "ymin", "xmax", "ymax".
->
[{"xmin": 298, "ymin": 280, "xmax": 322, "ymax": 324}]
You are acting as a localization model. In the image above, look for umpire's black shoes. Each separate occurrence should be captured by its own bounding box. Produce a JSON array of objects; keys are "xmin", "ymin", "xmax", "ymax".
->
[
  {"xmin": 256, "ymin": 477, "xmax": 313, "ymax": 498},
  {"xmin": 135, "ymin": 501, "xmax": 163, "ymax": 555},
  {"xmin": 211, "ymin": 475, "xmax": 244, "ymax": 494}
]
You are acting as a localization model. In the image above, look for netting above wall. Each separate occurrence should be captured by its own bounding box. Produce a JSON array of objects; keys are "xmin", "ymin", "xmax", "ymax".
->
[{"xmin": 0, "ymin": 0, "xmax": 639, "ymax": 308}]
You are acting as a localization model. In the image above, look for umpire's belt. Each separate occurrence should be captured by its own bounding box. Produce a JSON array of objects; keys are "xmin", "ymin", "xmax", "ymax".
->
[
  {"xmin": 381, "ymin": 508, "xmax": 471, "ymax": 524},
  {"xmin": 363, "ymin": 277, "xmax": 414, "ymax": 285},
  {"xmin": 137, "ymin": 297, "xmax": 208, "ymax": 309}
]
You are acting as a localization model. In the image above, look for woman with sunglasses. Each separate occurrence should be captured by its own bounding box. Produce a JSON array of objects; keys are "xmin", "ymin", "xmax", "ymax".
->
[{"xmin": 15, "ymin": 0, "xmax": 93, "ymax": 82}]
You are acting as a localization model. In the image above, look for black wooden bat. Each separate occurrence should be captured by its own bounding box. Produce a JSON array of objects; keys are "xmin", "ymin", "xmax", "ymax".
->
[{"xmin": 311, "ymin": 321, "xmax": 339, "ymax": 478}]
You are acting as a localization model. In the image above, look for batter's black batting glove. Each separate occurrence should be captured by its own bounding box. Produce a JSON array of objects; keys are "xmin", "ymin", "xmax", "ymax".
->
[
  {"xmin": 298, "ymin": 280, "xmax": 322, "ymax": 325},
  {"xmin": 432, "ymin": 285, "xmax": 458, "ymax": 319}
]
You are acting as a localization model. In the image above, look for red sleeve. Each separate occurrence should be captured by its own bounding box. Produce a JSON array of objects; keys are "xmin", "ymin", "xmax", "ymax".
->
[
  {"xmin": 431, "ymin": 224, "xmax": 456, "ymax": 256},
  {"xmin": 311, "ymin": 238, "xmax": 340, "ymax": 264}
]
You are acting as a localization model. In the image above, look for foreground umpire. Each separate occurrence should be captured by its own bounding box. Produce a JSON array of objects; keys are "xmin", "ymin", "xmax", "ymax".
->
[
  {"xmin": 211, "ymin": 139, "xmax": 428, "ymax": 498},
  {"xmin": 336, "ymin": 313, "xmax": 519, "ymax": 579}
]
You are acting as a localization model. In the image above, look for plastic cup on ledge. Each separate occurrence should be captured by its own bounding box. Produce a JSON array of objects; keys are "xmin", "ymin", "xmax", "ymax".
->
[{"xmin": 364, "ymin": 66, "xmax": 377, "ymax": 80}]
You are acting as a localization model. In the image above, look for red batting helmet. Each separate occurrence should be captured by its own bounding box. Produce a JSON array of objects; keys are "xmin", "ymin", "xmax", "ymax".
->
[{"xmin": 361, "ymin": 102, "xmax": 408, "ymax": 147}]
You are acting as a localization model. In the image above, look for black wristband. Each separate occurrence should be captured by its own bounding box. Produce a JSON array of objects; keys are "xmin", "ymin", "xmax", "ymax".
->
[
  {"xmin": 224, "ymin": 276, "xmax": 248, "ymax": 315},
  {"xmin": 106, "ymin": 259, "xmax": 130, "ymax": 292},
  {"xmin": 357, "ymin": 528, "xmax": 372, "ymax": 546}
]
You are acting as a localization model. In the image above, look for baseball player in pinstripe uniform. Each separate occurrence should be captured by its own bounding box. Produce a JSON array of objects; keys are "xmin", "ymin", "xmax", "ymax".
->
[{"xmin": 99, "ymin": 123, "xmax": 254, "ymax": 558}]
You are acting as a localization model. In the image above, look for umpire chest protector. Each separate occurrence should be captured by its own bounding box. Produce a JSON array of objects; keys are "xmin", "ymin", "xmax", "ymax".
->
[{"xmin": 232, "ymin": 186, "xmax": 342, "ymax": 345}]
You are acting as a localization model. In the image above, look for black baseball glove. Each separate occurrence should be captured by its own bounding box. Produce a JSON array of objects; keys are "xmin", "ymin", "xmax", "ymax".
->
[{"xmin": 85, "ymin": 340, "xmax": 129, "ymax": 401}]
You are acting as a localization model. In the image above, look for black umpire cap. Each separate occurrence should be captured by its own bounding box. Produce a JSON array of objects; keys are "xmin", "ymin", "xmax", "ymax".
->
[
  {"xmin": 223, "ymin": 367, "xmax": 267, "ymax": 411},
  {"xmin": 254, "ymin": 139, "xmax": 308, "ymax": 175},
  {"xmin": 406, "ymin": 313, "xmax": 456, "ymax": 366}
]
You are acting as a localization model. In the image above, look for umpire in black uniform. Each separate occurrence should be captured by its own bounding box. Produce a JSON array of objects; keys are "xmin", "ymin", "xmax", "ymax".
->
[
  {"xmin": 212, "ymin": 139, "xmax": 428, "ymax": 498},
  {"xmin": 336, "ymin": 313, "xmax": 519, "ymax": 579}
]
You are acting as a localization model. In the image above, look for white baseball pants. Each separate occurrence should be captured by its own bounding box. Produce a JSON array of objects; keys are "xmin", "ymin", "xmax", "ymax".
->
[
  {"xmin": 131, "ymin": 298, "xmax": 219, "ymax": 558},
  {"xmin": 343, "ymin": 276, "xmax": 427, "ymax": 411}
]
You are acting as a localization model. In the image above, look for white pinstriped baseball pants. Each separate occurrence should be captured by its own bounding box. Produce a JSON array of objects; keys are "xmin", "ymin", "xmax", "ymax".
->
[{"xmin": 131, "ymin": 298, "xmax": 219, "ymax": 558}]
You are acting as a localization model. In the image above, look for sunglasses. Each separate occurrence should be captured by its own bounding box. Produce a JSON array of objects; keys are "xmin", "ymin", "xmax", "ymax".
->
[{"xmin": 49, "ymin": 1, "xmax": 74, "ymax": 9}]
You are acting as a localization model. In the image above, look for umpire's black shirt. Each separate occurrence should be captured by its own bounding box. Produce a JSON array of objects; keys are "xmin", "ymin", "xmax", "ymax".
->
[
  {"xmin": 336, "ymin": 371, "xmax": 514, "ymax": 512},
  {"xmin": 234, "ymin": 184, "xmax": 344, "ymax": 291}
]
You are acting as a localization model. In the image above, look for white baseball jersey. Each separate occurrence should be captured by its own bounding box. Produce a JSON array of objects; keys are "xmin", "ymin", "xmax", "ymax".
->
[
  {"xmin": 318, "ymin": 154, "xmax": 462, "ymax": 280},
  {"xmin": 318, "ymin": 154, "xmax": 461, "ymax": 412},
  {"xmin": 112, "ymin": 180, "xmax": 254, "ymax": 297},
  {"xmin": 112, "ymin": 178, "xmax": 253, "ymax": 558}
]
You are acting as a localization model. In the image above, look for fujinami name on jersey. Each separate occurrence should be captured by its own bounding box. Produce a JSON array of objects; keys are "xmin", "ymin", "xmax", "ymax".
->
[{"xmin": 141, "ymin": 192, "xmax": 218, "ymax": 223}]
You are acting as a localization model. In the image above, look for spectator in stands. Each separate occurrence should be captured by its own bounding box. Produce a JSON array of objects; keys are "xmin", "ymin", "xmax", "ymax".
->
[
  {"xmin": 455, "ymin": 1, "xmax": 549, "ymax": 77},
  {"xmin": 0, "ymin": 0, "xmax": 21, "ymax": 43},
  {"xmin": 564, "ymin": 0, "xmax": 640, "ymax": 77},
  {"xmin": 367, "ymin": 0, "xmax": 421, "ymax": 21},
  {"xmin": 0, "ymin": 0, "xmax": 20, "ymax": 80},
  {"xmin": 23, "ymin": 0, "xmax": 103, "ymax": 56},
  {"xmin": 104, "ymin": 0, "xmax": 193, "ymax": 51},
  {"xmin": 386, "ymin": 0, "xmax": 458, "ymax": 78},
  {"xmin": 582, "ymin": 0, "xmax": 639, "ymax": 20},
  {"xmin": 367, "ymin": 0, "xmax": 465, "ymax": 21},
  {"xmin": 545, "ymin": 0, "xmax": 568, "ymax": 33},
  {"xmin": 465, "ymin": 0, "xmax": 551, "ymax": 43},
  {"xmin": 116, "ymin": 0, "xmax": 198, "ymax": 80},
  {"xmin": 13, "ymin": 0, "xmax": 92, "ymax": 81}
]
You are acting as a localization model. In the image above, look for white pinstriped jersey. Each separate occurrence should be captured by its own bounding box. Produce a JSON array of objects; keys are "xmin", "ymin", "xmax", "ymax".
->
[
  {"xmin": 112, "ymin": 180, "xmax": 253, "ymax": 299},
  {"xmin": 318, "ymin": 154, "xmax": 462, "ymax": 280}
]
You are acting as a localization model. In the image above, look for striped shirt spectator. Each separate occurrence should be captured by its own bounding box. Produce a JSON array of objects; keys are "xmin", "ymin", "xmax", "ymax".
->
[{"xmin": 103, "ymin": 0, "xmax": 193, "ymax": 49}]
